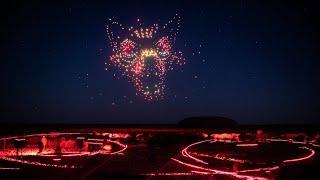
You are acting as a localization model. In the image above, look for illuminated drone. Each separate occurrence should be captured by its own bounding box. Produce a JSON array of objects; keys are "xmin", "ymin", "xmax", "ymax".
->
[{"xmin": 106, "ymin": 14, "xmax": 185, "ymax": 100}]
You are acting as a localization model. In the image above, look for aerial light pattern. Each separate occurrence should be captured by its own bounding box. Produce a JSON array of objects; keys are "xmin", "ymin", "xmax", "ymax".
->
[{"xmin": 106, "ymin": 14, "xmax": 185, "ymax": 100}]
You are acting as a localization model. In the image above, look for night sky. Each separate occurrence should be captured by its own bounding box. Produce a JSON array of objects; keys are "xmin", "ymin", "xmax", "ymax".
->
[{"xmin": 2, "ymin": 0, "xmax": 320, "ymax": 124}]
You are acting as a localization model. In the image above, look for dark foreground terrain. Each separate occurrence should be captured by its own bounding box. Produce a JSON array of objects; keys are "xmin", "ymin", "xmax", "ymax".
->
[{"xmin": 0, "ymin": 124, "xmax": 319, "ymax": 180}]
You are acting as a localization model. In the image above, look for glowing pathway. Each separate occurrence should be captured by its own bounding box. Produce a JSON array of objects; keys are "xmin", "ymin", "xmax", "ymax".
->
[
  {"xmin": 0, "ymin": 132, "xmax": 128, "ymax": 169},
  {"xmin": 169, "ymin": 138, "xmax": 317, "ymax": 179}
]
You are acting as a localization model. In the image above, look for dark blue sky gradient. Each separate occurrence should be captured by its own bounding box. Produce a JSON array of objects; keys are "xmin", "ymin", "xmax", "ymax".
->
[{"xmin": 2, "ymin": 0, "xmax": 320, "ymax": 124}]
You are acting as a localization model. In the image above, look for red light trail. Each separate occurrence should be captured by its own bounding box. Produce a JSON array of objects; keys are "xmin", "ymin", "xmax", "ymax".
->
[
  {"xmin": 171, "ymin": 138, "xmax": 317, "ymax": 179},
  {"xmin": 171, "ymin": 158, "xmax": 268, "ymax": 180},
  {"xmin": 189, "ymin": 152, "xmax": 247, "ymax": 163},
  {"xmin": 181, "ymin": 139, "xmax": 210, "ymax": 164},
  {"xmin": 0, "ymin": 167, "xmax": 20, "ymax": 170},
  {"xmin": 0, "ymin": 156, "xmax": 77, "ymax": 169},
  {"xmin": 141, "ymin": 172, "xmax": 195, "ymax": 176},
  {"xmin": 282, "ymin": 146, "xmax": 315, "ymax": 163},
  {"xmin": 236, "ymin": 143, "xmax": 259, "ymax": 147}
]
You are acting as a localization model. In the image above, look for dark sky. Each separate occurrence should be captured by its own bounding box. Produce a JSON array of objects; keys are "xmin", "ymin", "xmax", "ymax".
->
[{"xmin": 2, "ymin": 0, "xmax": 320, "ymax": 124}]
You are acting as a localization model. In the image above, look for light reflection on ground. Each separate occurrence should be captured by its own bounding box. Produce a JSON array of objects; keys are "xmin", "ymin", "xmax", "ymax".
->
[{"xmin": 0, "ymin": 130, "xmax": 319, "ymax": 179}]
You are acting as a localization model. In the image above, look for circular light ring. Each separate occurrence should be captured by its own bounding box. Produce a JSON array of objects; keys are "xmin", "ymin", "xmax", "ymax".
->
[
  {"xmin": 119, "ymin": 39, "xmax": 138, "ymax": 60},
  {"xmin": 174, "ymin": 139, "xmax": 316, "ymax": 179}
]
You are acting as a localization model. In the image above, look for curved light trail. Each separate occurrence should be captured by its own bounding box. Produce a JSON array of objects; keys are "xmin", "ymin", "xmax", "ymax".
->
[
  {"xmin": 172, "ymin": 138, "xmax": 317, "ymax": 179},
  {"xmin": 0, "ymin": 132, "xmax": 128, "ymax": 169}
]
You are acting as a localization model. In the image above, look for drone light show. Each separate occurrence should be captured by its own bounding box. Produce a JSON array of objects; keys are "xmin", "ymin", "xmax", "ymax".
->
[
  {"xmin": 106, "ymin": 14, "xmax": 185, "ymax": 100},
  {"xmin": 2, "ymin": 0, "xmax": 320, "ymax": 179}
]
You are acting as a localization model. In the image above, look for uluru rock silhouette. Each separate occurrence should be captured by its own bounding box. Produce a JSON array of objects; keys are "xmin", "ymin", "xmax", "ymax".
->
[{"xmin": 178, "ymin": 116, "xmax": 238, "ymax": 128}]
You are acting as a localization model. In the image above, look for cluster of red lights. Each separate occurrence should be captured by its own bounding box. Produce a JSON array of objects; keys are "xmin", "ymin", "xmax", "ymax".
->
[
  {"xmin": 106, "ymin": 14, "xmax": 185, "ymax": 100},
  {"xmin": 0, "ymin": 133, "xmax": 127, "ymax": 169}
]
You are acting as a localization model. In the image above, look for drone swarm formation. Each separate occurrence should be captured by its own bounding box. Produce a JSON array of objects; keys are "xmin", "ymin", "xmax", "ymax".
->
[{"xmin": 106, "ymin": 14, "xmax": 185, "ymax": 100}]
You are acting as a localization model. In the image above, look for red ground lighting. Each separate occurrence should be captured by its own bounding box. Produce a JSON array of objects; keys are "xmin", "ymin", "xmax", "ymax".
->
[
  {"xmin": 0, "ymin": 132, "xmax": 128, "ymax": 169},
  {"xmin": 170, "ymin": 138, "xmax": 317, "ymax": 179}
]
